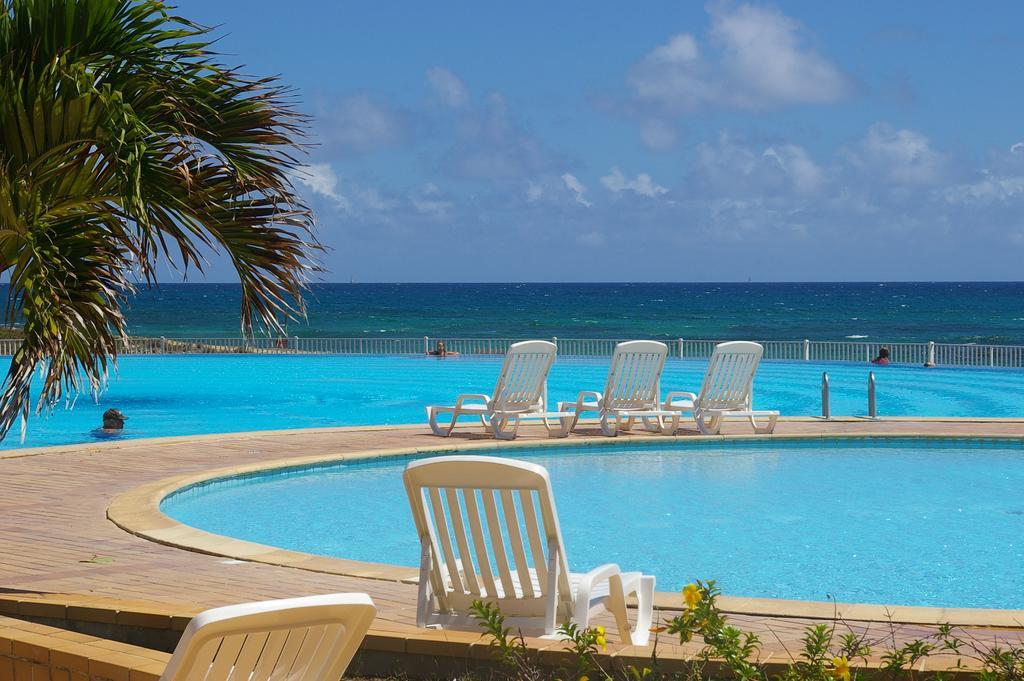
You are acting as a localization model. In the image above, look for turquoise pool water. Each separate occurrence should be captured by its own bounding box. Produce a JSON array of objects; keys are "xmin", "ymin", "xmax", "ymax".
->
[
  {"xmin": 6, "ymin": 354, "xmax": 1024, "ymax": 449},
  {"xmin": 162, "ymin": 437, "xmax": 1024, "ymax": 610}
]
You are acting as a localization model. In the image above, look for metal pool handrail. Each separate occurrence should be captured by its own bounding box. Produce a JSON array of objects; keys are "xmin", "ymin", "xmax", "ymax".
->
[{"xmin": 0, "ymin": 336, "xmax": 1021, "ymax": 369}]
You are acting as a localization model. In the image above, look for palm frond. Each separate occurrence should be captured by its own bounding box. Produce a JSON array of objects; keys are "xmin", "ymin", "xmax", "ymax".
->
[{"xmin": 0, "ymin": 0, "xmax": 321, "ymax": 439}]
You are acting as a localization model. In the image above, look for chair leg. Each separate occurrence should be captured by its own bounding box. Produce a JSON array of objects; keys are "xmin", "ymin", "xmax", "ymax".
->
[
  {"xmin": 632, "ymin": 575, "xmax": 656, "ymax": 645},
  {"xmin": 606, "ymin": 573, "xmax": 632, "ymax": 647},
  {"xmin": 428, "ymin": 408, "xmax": 459, "ymax": 437},
  {"xmin": 600, "ymin": 412, "xmax": 619, "ymax": 436},
  {"xmin": 660, "ymin": 413, "xmax": 681, "ymax": 435},
  {"xmin": 751, "ymin": 413, "xmax": 777, "ymax": 434},
  {"xmin": 491, "ymin": 414, "xmax": 519, "ymax": 440}
]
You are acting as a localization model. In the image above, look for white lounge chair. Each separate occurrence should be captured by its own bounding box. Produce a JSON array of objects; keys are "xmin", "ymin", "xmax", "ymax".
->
[
  {"xmin": 404, "ymin": 455, "xmax": 655, "ymax": 645},
  {"xmin": 426, "ymin": 340, "xmax": 572, "ymax": 439},
  {"xmin": 558, "ymin": 340, "xmax": 681, "ymax": 436},
  {"xmin": 160, "ymin": 593, "xmax": 376, "ymax": 681},
  {"xmin": 664, "ymin": 341, "xmax": 779, "ymax": 435}
]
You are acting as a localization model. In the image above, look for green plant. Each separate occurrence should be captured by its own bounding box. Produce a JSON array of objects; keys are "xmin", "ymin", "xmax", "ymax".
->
[
  {"xmin": 0, "ymin": 0, "xmax": 319, "ymax": 438},
  {"xmin": 471, "ymin": 581, "xmax": 1024, "ymax": 681},
  {"xmin": 470, "ymin": 599, "xmax": 542, "ymax": 681}
]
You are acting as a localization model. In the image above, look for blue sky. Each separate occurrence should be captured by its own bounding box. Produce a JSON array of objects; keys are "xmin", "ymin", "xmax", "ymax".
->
[{"xmin": 174, "ymin": 1, "xmax": 1024, "ymax": 282}]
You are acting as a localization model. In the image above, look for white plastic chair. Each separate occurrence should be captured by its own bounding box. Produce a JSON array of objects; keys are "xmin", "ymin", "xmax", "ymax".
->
[
  {"xmin": 664, "ymin": 341, "xmax": 779, "ymax": 434},
  {"xmin": 558, "ymin": 340, "xmax": 680, "ymax": 436},
  {"xmin": 426, "ymin": 340, "xmax": 572, "ymax": 439},
  {"xmin": 403, "ymin": 455, "xmax": 655, "ymax": 645},
  {"xmin": 160, "ymin": 593, "xmax": 376, "ymax": 681}
]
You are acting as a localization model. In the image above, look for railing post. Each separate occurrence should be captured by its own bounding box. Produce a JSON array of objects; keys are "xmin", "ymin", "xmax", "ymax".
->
[
  {"xmin": 821, "ymin": 372, "xmax": 830, "ymax": 419},
  {"xmin": 989, "ymin": 345, "xmax": 995, "ymax": 367},
  {"xmin": 552, "ymin": 336, "xmax": 557, "ymax": 347},
  {"xmin": 679, "ymin": 338, "xmax": 684, "ymax": 358},
  {"xmin": 925, "ymin": 341, "xmax": 936, "ymax": 368},
  {"xmin": 160, "ymin": 336, "xmax": 167, "ymax": 354},
  {"xmin": 803, "ymin": 339, "xmax": 810, "ymax": 361},
  {"xmin": 424, "ymin": 336, "xmax": 429, "ymax": 354},
  {"xmin": 867, "ymin": 371, "xmax": 877, "ymax": 419}
]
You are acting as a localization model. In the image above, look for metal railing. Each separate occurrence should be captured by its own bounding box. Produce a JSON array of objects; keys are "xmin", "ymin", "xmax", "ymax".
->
[{"xmin": 1, "ymin": 336, "xmax": 1023, "ymax": 369}]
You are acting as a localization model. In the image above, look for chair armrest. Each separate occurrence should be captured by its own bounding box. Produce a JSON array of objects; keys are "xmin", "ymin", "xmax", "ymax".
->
[
  {"xmin": 573, "ymin": 563, "xmax": 621, "ymax": 622},
  {"xmin": 454, "ymin": 394, "xmax": 491, "ymax": 408},
  {"xmin": 575, "ymin": 390, "xmax": 603, "ymax": 407},
  {"xmin": 574, "ymin": 563, "xmax": 621, "ymax": 595},
  {"xmin": 664, "ymin": 391, "xmax": 697, "ymax": 408}
]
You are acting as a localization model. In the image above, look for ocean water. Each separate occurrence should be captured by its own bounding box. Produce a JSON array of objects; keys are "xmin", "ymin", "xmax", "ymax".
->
[
  {"xmin": 163, "ymin": 437, "xmax": 1024, "ymax": 609},
  {"xmin": 109, "ymin": 282, "xmax": 1024, "ymax": 343}
]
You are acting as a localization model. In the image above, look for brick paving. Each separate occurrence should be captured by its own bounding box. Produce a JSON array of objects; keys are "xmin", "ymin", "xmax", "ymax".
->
[{"xmin": 2, "ymin": 419, "xmax": 1024, "ymax": 669}]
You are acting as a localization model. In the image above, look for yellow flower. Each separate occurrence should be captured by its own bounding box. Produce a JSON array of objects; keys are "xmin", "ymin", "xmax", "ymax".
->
[
  {"xmin": 580, "ymin": 676, "xmax": 589, "ymax": 681},
  {"xmin": 595, "ymin": 625, "xmax": 605, "ymax": 635},
  {"xmin": 683, "ymin": 583, "xmax": 703, "ymax": 610},
  {"xmin": 830, "ymin": 656, "xmax": 851, "ymax": 681}
]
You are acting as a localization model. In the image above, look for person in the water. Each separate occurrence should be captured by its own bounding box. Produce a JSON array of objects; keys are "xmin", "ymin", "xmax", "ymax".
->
[
  {"xmin": 92, "ymin": 408, "xmax": 128, "ymax": 438},
  {"xmin": 871, "ymin": 347, "xmax": 890, "ymax": 365},
  {"xmin": 426, "ymin": 341, "xmax": 458, "ymax": 357}
]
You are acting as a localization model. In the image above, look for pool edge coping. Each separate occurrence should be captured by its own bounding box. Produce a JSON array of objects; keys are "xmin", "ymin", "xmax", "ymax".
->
[
  {"xmin": 106, "ymin": 428, "xmax": 1024, "ymax": 629},
  {"xmin": 10, "ymin": 416, "xmax": 1024, "ymax": 459}
]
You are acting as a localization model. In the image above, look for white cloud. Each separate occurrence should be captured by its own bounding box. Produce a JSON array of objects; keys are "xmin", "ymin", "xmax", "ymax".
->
[
  {"xmin": 762, "ymin": 145, "xmax": 824, "ymax": 194},
  {"xmin": 1011, "ymin": 142, "xmax": 1024, "ymax": 155},
  {"xmin": 600, "ymin": 168, "xmax": 668, "ymax": 198},
  {"xmin": 640, "ymin": 119, "xmax": 680, "ymax": 150},
  {"xmin": 292, "ymin": 163, "xmax": 351, "ymax": 211},
  {"xmin": 945, "ymin": 173, "xmax": 1024, "ymax": 204},
  {"xmin": 561, "ymin": 173, "xmax": 592, "ymax": 207},
  {"xmin": 846, "ymin": 123, "xmax": 946, "ymax": 185},
  {"xmin": 317, "ymin": 94, "xmax": 405, "ymax": 153},
  {"xmin": 411, "ymin": 183, "xmax": 454, "ymax": 219},
  {"xmin": 426, "ymin": 67, "xmax": 469, "ymax": 108},
  {"xmin": 442, "ymin": 93, "xmax": 556, "ymax": 179},
  {"xmin": 628, "ymin": 3, "xmax": 848, "ymax": 113}
]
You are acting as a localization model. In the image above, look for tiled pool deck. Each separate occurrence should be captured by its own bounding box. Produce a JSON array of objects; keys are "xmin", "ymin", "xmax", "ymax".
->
[{"xmin": 3, "ymin": 418, "xmax": 1024, "ymax": 679}]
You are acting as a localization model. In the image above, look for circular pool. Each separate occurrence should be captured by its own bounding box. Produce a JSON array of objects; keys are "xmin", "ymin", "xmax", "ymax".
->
[{"xmin": 161, "ymin": 436, "xmax": 1024, "ymax": 610}]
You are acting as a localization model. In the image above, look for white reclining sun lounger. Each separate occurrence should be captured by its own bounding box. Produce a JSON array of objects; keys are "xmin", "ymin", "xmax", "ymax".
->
[
  {"xmin": 558, "ymin": 340, "xmax": 681, "ymax": 436},
  {"xmin": 404, "ymin": 455, "xmax": 656, "ymax": 645},
  {"xmin": 664, "ymin": 340, "xmax": 779, "ymax": 435},
  {"xmin": 426, "ymin": 340, "xmax": 572, "ymax": 439},
  {"xmin": 160, "ymin": 593, "xmax": 376, "ymax": 681}
]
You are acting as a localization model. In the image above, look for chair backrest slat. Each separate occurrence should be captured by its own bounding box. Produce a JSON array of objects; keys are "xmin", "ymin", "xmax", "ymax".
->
[
  {"xmin": 604, "ymin": 341, "xmax": 668, "ymax": 410},
  {"xmin": 482, "ymin": 491, "xmax": 517, "ymax": 598},
  {"xmin": 501, "ymin": 489, "xmax": 536, "ymax": 599},
  {"xmin": 462, "ymin": 490, "xmax": 501, "ymax": 598},
  {"xmin": 519, "ymin": 489, "xmax": 548, "ymax": 589},
  {"xmin": 405, "ymin": 457, "xmax": 572, "ymax": 617},
  {"xmin": 697, "ymin": 341, "xmax": 764, "ymax": 410},
  {"xmin": 160, "ymin": 594, "xmax": 376, "ymax": 681},
  {"xmin": 445, "ymin": 488, "xmax": 481, "ymax": 594},
  {"xmin": 207, "ymin": 634, "xmax": 246, "ymax": 681},
  {"xmin": 492, "ymin": 341, "xmax": 557, "ymax": 412},
  {"xmin": 231, "ymin": 632, "xmax": 271, "ymax": 681},
  {"xmin": 249, "ymin": 630, "xmax": 288, "ymax": 681},
  {"xmin": 267, "ymin": 628, "xmax": 306, "ymax": 681},
  {"xmin": 427, "ymin": 487, "xmax": 463, "ymax": 593}
]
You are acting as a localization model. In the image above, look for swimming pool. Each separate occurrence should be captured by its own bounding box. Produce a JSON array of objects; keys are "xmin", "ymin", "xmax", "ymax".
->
[
  {"xmin": 7, "ymin": 354, "xmax": 1024, "ymax": 449},
  {"xmin": 162, "ymin": 437, "xmax": 1024, "ymax": 610}
]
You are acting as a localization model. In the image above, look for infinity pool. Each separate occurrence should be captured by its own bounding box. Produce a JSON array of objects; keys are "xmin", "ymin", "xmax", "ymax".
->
[
  {"xmin": 6, "ymin": 355, "xmax": 1024, "ymax": 449},
  {"xmin": 162, "ymin": 437, "xmax": 1024, "ymax": 610}
]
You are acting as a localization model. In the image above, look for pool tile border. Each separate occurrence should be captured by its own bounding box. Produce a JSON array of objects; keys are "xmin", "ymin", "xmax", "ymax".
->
[{"xmin": 107, "ymin": 428, "xmax": 1024, "ymax": 628}]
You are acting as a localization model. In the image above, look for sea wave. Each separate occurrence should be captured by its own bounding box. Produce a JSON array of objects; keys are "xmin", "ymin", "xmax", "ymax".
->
[{"xmin": 846, "ymin": 334, "xmax": 869, "ymax": 339}]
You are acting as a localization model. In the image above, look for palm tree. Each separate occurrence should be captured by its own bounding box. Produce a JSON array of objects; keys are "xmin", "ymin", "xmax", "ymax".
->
[{"xmin": 0, "ymin": 0, "xmax": 320, "ymax": 439}]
